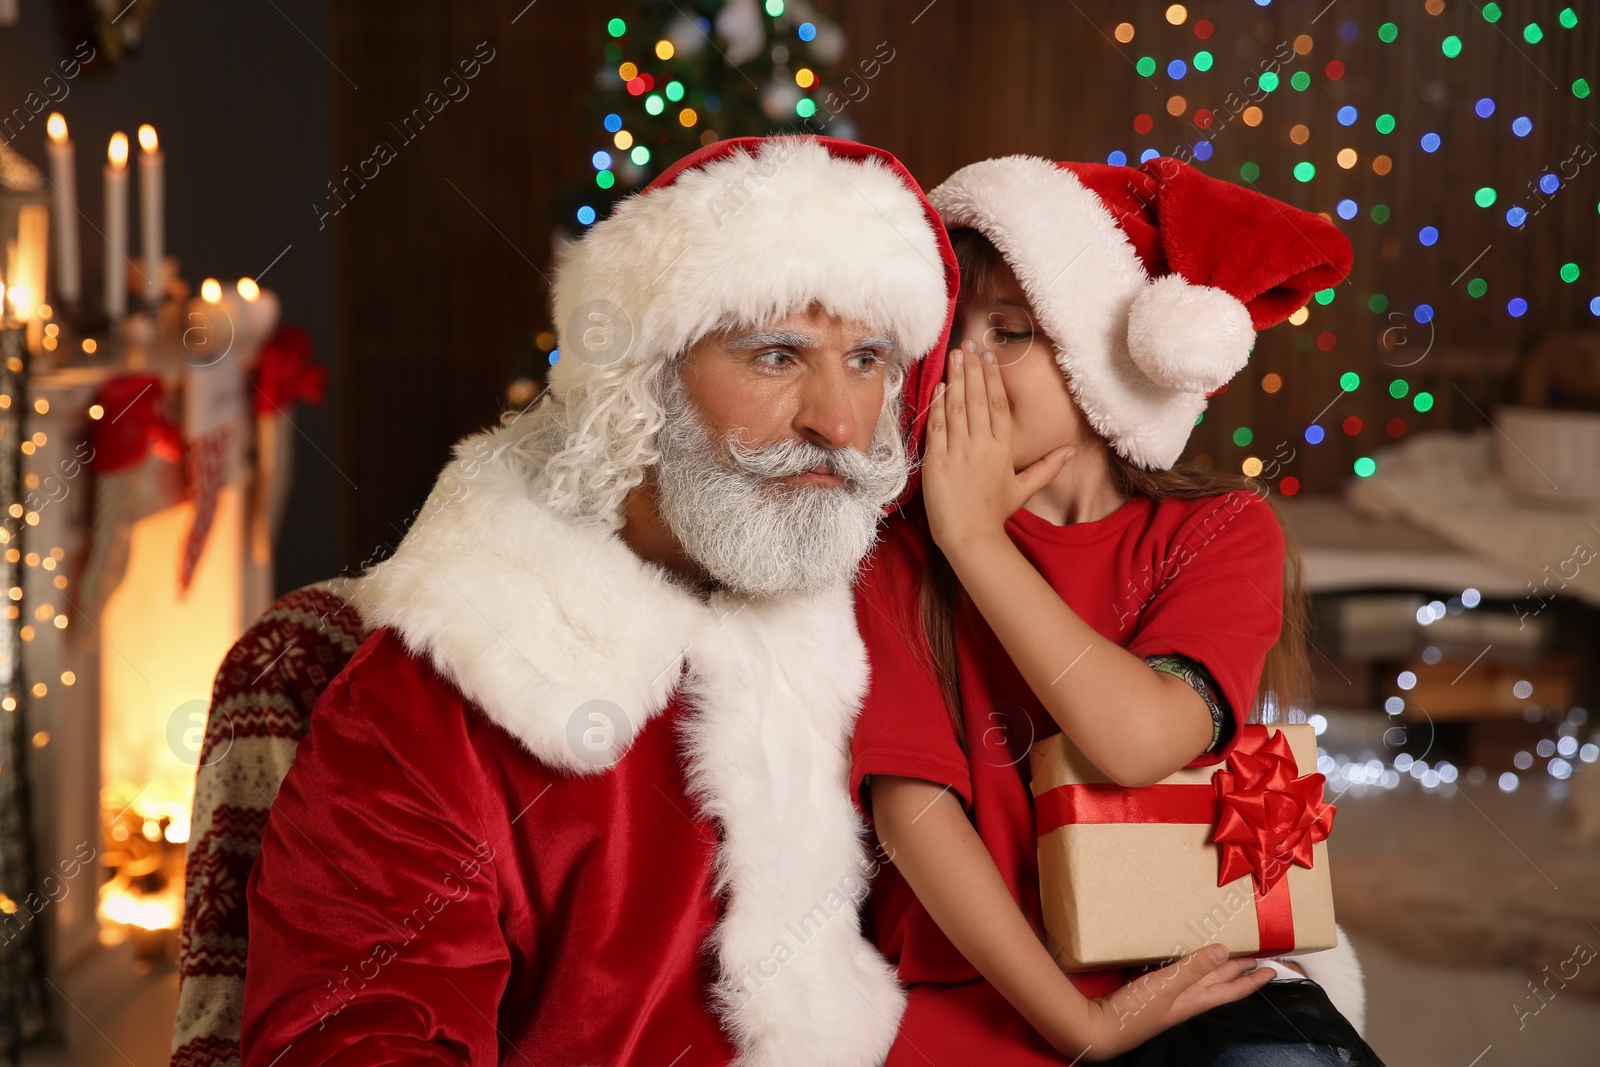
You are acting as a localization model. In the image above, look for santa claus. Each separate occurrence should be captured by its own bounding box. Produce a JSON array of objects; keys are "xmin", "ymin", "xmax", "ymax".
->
[{"xmin": 239, "ymin": 136, "xmax": 957, "ymax": 1066}]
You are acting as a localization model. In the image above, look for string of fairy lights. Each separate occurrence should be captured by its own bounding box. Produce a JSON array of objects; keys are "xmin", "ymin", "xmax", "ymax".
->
[
  {"xmin": 1110, "ymin": 2, "xmax": 1595, "ymax": 496},
  {"xmin": 0, "ymin": 309, "xmax": 78, "ymax": 736}
]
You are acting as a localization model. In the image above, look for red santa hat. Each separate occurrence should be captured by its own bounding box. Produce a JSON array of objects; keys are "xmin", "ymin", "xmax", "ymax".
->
[
  {"xmin": 929, "ymin": 155, "xmax": 1353, "ymax": 470},
  {"xmin": 550, "ymin": 135, "xmax": 956, "ymax": 492}
]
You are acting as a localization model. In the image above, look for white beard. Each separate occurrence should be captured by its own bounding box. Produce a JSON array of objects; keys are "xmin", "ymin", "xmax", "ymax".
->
[{"xmin": 654, "ymin": 373, "xmax": 907, "ymax": 598}]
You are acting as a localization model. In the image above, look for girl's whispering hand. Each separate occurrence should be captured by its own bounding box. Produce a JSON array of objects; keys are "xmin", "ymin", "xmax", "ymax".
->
[{"xmin": 923, "ymin": 342, "xmax": 1075, "ymax": 556}]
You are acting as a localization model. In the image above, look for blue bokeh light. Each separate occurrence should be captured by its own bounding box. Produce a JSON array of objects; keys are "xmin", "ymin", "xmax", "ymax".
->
[
  {"xmin": 1420, "ymin": 132, "xmax": 1441, "ymax": 153},
  {"xmin": 1507, "ymin": 297, "xmax": 1528, "ymax": 318},
  {"xmin": 1107, "ymin": 149, "xmax": 1128, "ymax": 165},
  {"xmin": 1418, "ymin": 226, "xmax": 1439, "ymax": 246},
  {"xmin": 1337, "ymin": 198, "xmax": 1358, "ymax": 220},
  {"xmin": 1305, "ymin": 424, "xmax": 1326, "ymax": 445},
  {"xmin": 1337, "ymin": 105, "xmax": 1358, "ymax": 126},
  {"xmin": 1475, "ymin": 97, "xmax": 1496, "ymax": 118},
  {"xmin": 1512, "ymin": 116, "xmax": 1533, "ymax": 137}
]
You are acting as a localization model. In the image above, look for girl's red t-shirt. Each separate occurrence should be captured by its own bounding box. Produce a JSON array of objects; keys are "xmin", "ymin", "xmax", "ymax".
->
[{"xmin": 850, "ymin": 490, "xmax": 1285, "ymax": 1062}]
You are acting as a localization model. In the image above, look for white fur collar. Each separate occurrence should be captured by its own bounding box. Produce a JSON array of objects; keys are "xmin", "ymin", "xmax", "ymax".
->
[{"xmin": 350, "ymin": 424, "xmax": 904, "ymax": 1066}]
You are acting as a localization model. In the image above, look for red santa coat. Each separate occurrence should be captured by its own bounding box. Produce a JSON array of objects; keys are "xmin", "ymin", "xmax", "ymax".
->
[{"xmin": 240, "ymin": 423, "xmax": 906, "ymax": 1066}]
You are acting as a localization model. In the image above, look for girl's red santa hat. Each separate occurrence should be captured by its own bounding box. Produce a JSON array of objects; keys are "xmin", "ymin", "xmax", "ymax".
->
[
  {"xmin": 929, "ymin": 155, "xmax": 1353, "ymax": 470},
  {"xmin": 550, "ymin": 135, "xmax": 956, "ymax": 482}
]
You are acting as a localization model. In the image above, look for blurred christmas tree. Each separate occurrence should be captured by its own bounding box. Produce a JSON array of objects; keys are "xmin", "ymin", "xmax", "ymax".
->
[
  {"xmin": 555, "ymin": 0, "xmax": 851, "ymax": 227},
  {"xmin": 511, "ymin": 0, "xmax": 851, "ymax": 396}
]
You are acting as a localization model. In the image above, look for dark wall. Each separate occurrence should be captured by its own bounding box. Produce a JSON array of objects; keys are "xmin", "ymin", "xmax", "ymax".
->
[{"xmin": 0, "ymin": 0, "xmax": 334, "ymax": 594}]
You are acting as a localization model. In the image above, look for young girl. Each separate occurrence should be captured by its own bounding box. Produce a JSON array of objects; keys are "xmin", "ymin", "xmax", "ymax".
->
[{"xmin": 851, "ymin": 156, "xmax": 1380, "ymax": 1065}]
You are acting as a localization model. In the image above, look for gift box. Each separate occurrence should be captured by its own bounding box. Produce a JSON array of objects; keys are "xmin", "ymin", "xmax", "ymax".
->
[{"xmin": 1029, "ymin": 724, "xmax": 1337, "ymax": 971}]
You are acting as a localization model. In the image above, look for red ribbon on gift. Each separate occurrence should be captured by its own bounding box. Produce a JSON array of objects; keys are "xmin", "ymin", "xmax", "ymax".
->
[
  {"xmin": 253, "ymin": 325, "xmax": 327, "ymax": 415},
  {"xmin": 1213, "ymin": 727, "xmax": 1336, "ymax": 896},
  {"xmin": 1034, "ymin": 726, "xmax": 1336, "ymax": 956}
]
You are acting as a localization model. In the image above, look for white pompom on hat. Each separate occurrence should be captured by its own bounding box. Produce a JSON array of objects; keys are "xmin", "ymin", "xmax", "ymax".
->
[{"xmin": 929, "ymin": 155, "xmax": 1353, "ymax": 470}]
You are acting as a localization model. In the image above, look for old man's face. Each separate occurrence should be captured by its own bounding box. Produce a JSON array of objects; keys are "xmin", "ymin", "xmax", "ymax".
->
[{"xmin": 654, "ymin": 305, "xmax": 909, "ymax": 597}]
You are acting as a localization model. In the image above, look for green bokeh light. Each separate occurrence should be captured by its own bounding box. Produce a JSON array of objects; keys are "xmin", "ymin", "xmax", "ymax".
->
[
  {"xmin": 1442, "ymin": 35, "xmax": 1463, "ymax": 57},
  {"xmin": 1240, "ymin": 161, "xmax": 1261, "ymax": 182},
  {"xmin": 1315, "ymin": 288, "xmax": 1336, "ymax": 306},
  {"xmin": 1371, "ymin": 204, "xmax": 1391, "ymax": 223},
  {"xmin": 1293, "ymin": 161, "xmax": 1316, "ymax": 182},
  {"xmin": 1137, "ymin": 55, "xmax": 1157, "ymax": 77},
  {"xmin": 1560, "ymin": 262, "xmax": 1581, "ymax": 283},
  {"xmin": 1375, "ymin": 113, "xmax": 1396, "ymax": 134},
  {"xmin": 1467, "ymin": 278, "xmax": 1488, "ymax": 298},
  {"xmin": 1259, "ymin": 70, "xmax": 1280, "ymax": 93},
  {"xmin": 1340, "ymin": 372, "xmax": 1361, "ymax": 392},
  {"xmin": 607, "ymin": 17, "xmax": 626, "ymax": 37},
  {"xmin": 1523, "ymin": 23, "xmax": 1543, "ymax": 44},
  {"xmin": 1194, "ymin": 50, "xmax": 1214, "ymax": 72},
  {"xmin": 1474, "ymin": 187, "xmax": 1498, "ymax": 208},
  {"xmin": 1389, "ymin": 380, "xmax": 1409, "ymax": 399},
  {"xmin": 1291, "ymin": 70, "xmax": 1311, "ymax": 91},
  {"xmin": 1378, "ymin": 23, "xmax": 1398, "ymax": 43},
  {"xmin": 1233, "ymin": 427, "xmax": 1254, "ymax": 447},
  {"xmin": 1354, "ymin": 457, "xmax": 1377, "ymax": 478},
  {"xmin": 1414, "ymin": 391, "xmax": 1435, "ymax": 413},
  {"xmin": 1368, "ymin": 294, "xmax": 1388, "ymax": 313}
]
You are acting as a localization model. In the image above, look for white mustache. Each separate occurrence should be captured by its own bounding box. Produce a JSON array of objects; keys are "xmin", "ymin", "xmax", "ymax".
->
[{"xmin": 726, "ymin": 436, "xmax": 905, "ymax": 503}]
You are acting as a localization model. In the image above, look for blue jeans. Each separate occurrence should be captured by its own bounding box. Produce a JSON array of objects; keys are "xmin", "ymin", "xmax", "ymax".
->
[{"xmin": 1209, "ymin": 1041, "xmax": 1348, "ymax": 1066}]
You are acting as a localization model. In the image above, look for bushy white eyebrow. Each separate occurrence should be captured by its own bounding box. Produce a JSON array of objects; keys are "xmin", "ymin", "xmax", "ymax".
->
[
  {"xmin": 725, "ymin": 329, "xmax": 822, "ymax": 350},
  {"xmin": 725, "ymin": 330, "xmax": 897, "ymax": 355}
]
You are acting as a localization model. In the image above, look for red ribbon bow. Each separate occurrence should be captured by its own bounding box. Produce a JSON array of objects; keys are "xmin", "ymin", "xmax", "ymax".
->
[
  {"xmin": 89, "ymin": 374, "xmax": 184, "ymax": 474},
  {"xmin": 253, "ymin": 325, "xmax": 327, "ymax": 415},
  {"xmin": 1211, "ymin": 727, "xmax": 1336, "ymax": 896}
]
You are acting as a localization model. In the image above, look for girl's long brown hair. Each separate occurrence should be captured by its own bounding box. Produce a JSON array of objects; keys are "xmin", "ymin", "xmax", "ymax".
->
[{"xmin": 916, "ymin": 229, "xmax": 1311, "ymax": 748}]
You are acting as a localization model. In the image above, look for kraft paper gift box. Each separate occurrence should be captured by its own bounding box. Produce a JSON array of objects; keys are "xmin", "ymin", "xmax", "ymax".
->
[{"xmin": 1028, "ymin": 723, "xmax": 1337, "ymax": 971}]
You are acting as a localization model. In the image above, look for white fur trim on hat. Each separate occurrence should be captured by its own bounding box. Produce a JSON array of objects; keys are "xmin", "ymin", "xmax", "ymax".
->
[
  {"xmin": 549, "ymin": 138, "xmax": 948, "ymax": 396},
  {"xmin": 930, "ymin": 155, "xmax": 1238, "ymax": 470}
]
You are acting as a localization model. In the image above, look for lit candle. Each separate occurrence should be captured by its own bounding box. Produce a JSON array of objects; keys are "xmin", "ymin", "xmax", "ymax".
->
[
  {"xmin": 45, "ymin": 113, "xmax": 81, "ymax": 304},
  {"xmin": 236, "ymin": 276, "xmax": 279, "ymax": 345},
  {"xmin": 137, "ymin": 124, "xmax": 163, "ymax": 309},
  {"xmin": 104, "ymin": 132, "xmax": 129, "ymax": 321}
]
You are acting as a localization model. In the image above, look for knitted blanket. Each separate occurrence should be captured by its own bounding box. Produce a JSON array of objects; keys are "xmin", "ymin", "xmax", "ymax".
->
[{"xmin": 170, "ymin": 584, "xmax": 368, "ymax": 1067}]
